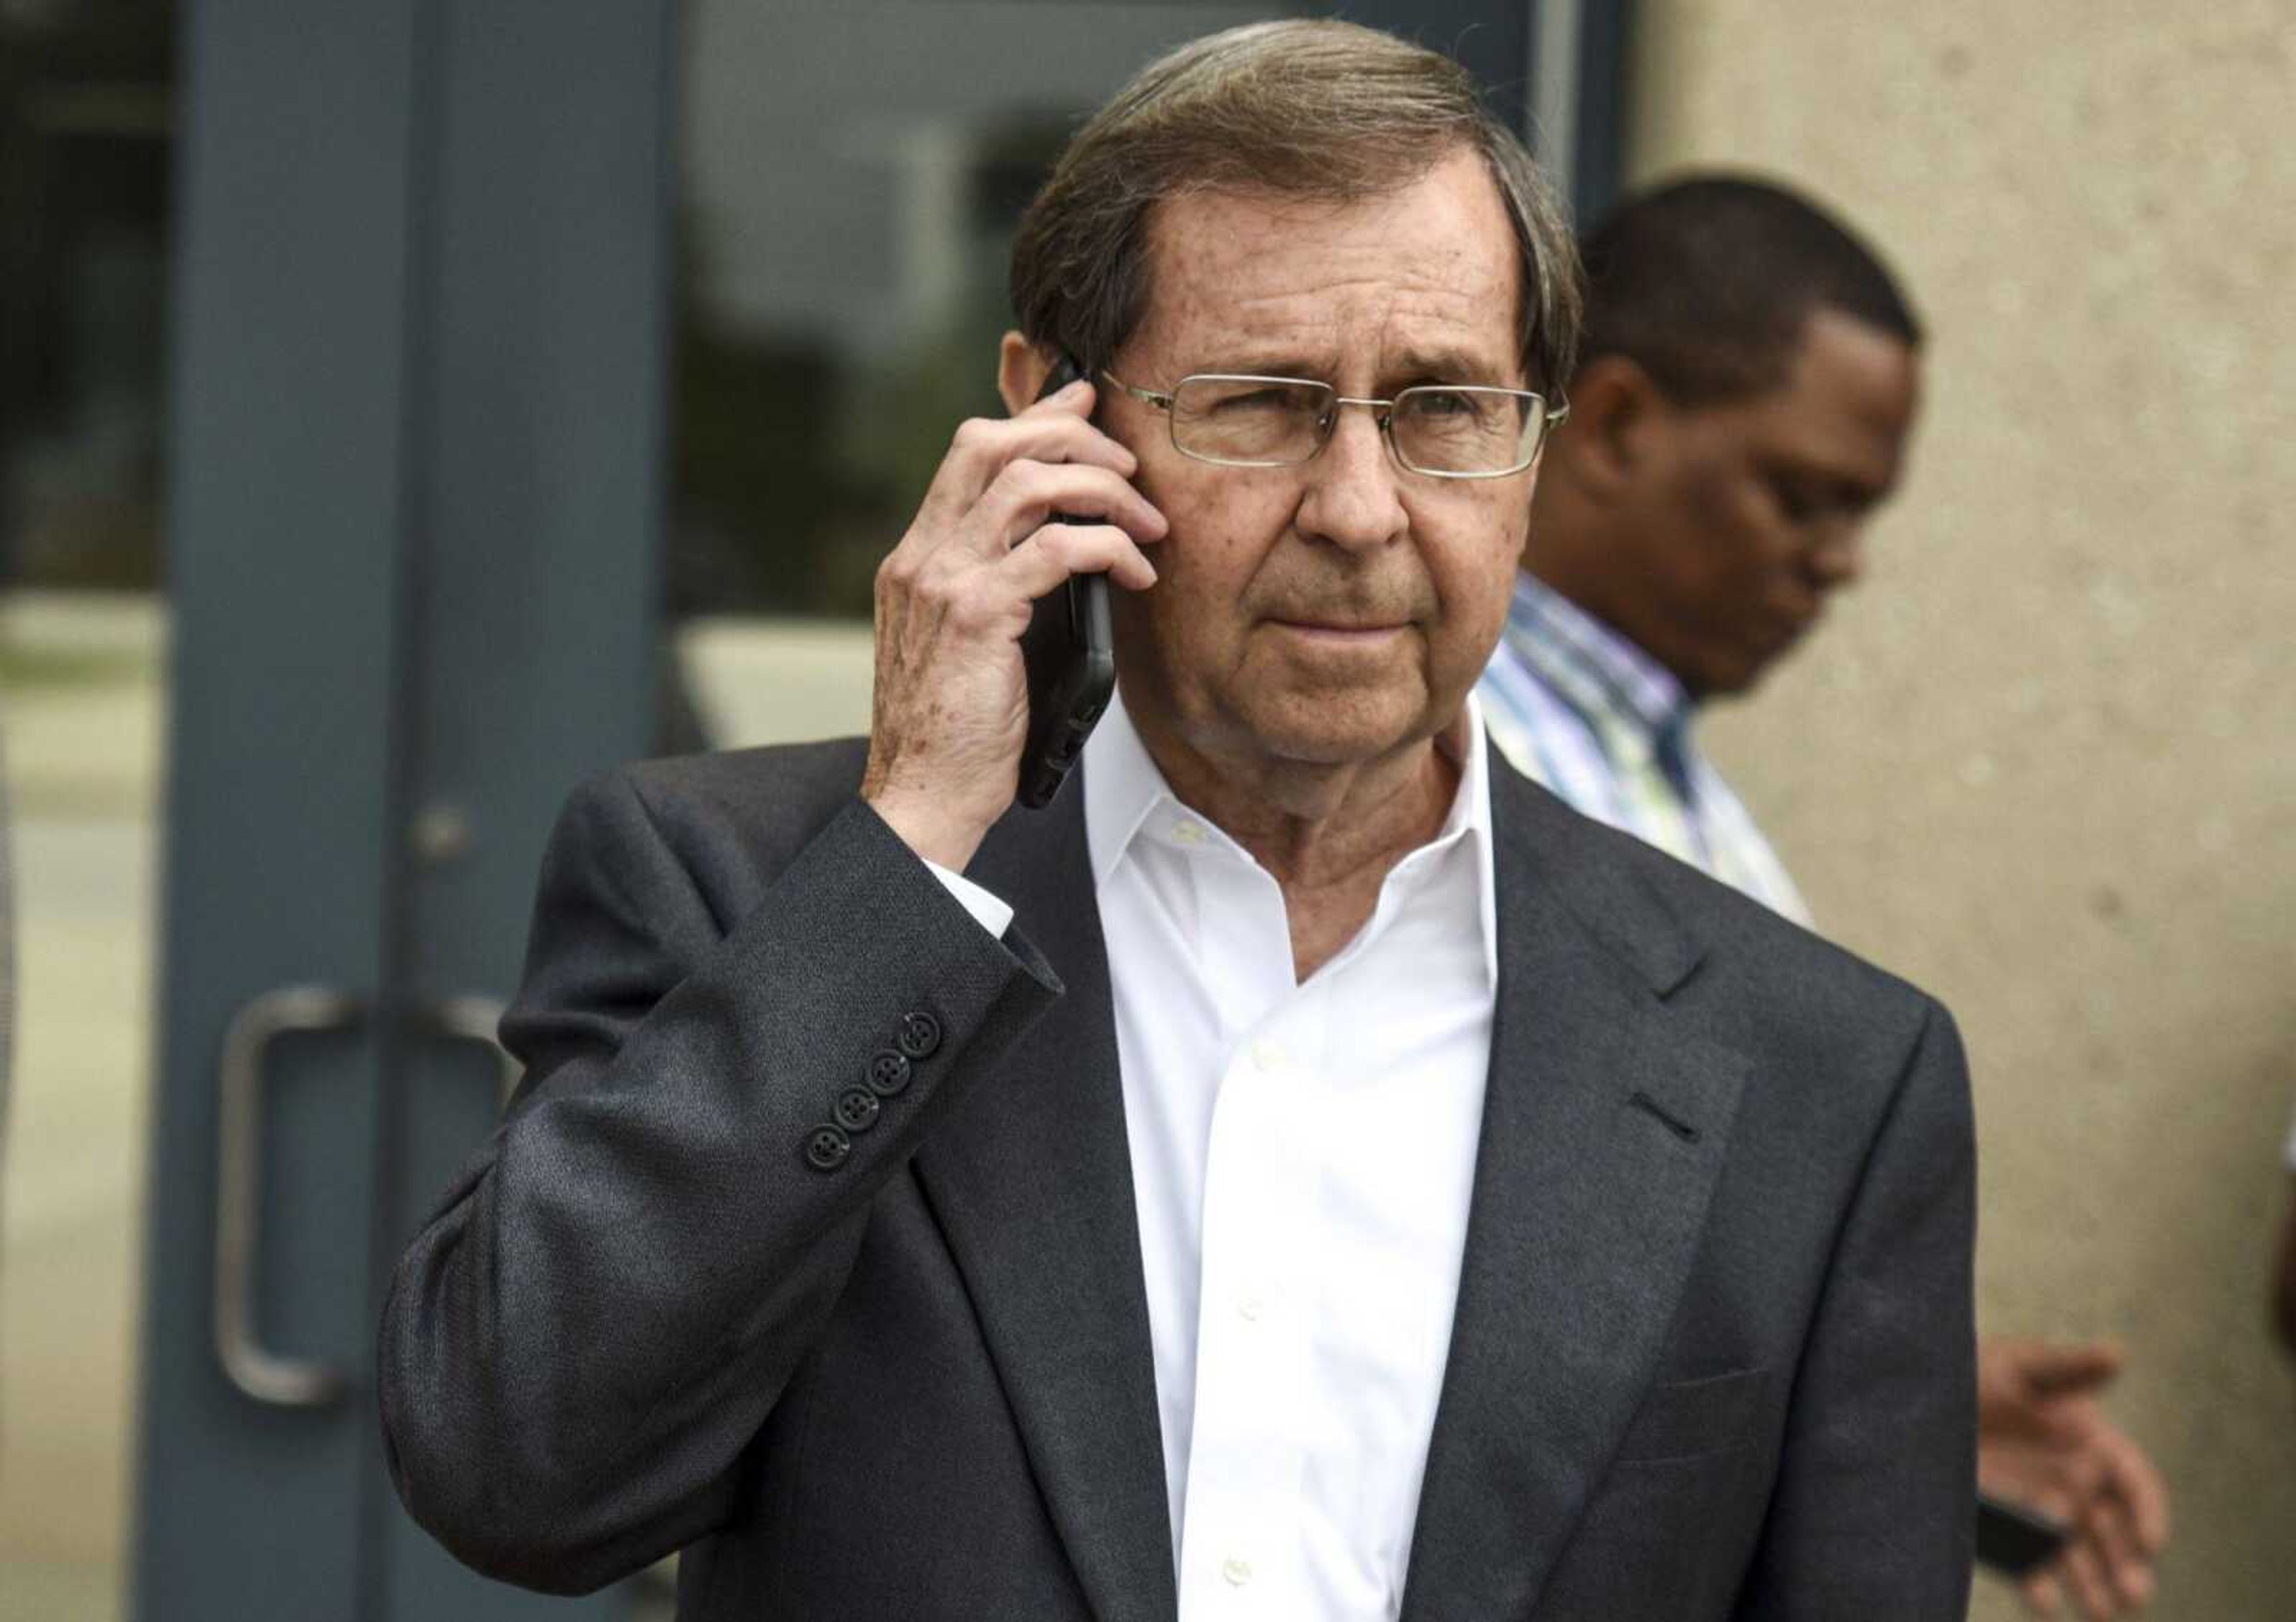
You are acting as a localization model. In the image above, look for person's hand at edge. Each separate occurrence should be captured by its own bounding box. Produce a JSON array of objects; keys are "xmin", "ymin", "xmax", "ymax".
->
[{"xmin": 1977, "ymin": 1338, "xmax": 2170, "ymax": 1621}]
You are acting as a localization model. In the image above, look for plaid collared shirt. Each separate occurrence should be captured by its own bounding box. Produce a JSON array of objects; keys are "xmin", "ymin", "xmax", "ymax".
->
[{"xmin": 1476, "ymin": 571, "xmax": 1813, "ymax": 928}]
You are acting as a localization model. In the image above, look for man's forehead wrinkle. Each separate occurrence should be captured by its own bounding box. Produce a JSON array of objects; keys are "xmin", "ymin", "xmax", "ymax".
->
[
  {"xmin": 1146, "ymin": 261, "xmax": 1513, "ymax": 371},
  {"xmin": 1165, "ymin": 238, "xmax": 1506, "ymax": 303},
  {"xmin": 1144, "ymin": 303, "xmax": 1512, "ymax": 389},
  {"xmin": 1126, "ymin": 152, "xmax": 1522, "ymax": 386}
]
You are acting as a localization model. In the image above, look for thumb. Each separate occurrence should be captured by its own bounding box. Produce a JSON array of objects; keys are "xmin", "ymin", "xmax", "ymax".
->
[
  {"xmin": 2016, "ymin": 1340, "xmax": 2125, "ymax": 1398},
  {"xmin": 1031, "ymin": 374, "xmax": 1097, "ymax": 417}
]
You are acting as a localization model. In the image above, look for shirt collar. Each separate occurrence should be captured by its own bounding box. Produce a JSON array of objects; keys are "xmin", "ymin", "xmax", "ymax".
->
[
  {"xmin": 1449, "ymin": 691, "xmax": 1501, "ymax": 996},
  {"xmin": 1082, "ymin": 687, "xmax": 1173, "ymax": 889},
  {"xmin": 1082, "ymin": 685, "xmax": 1499, "ymax": 993},
  {"xmin": 1499, "ymin": 570, "xmax": 1695, "ymax": 742}
]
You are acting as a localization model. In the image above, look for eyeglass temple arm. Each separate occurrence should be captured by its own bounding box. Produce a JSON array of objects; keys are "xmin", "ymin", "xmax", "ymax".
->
[{"xmin": 1098, "ymin": 370, "xmax": 1173, "ymax": 411}]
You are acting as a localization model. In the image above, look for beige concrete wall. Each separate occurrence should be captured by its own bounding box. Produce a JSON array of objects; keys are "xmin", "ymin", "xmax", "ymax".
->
[{"xmin": 1630, "ymin": 3, "xmax": 2296, "ymax": 1615}]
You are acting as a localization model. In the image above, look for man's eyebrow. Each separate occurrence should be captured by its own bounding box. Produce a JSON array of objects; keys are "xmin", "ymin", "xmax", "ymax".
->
[
  {"xmin": 1190, "ymin": 351, "xmax": 1334, "ymax": 380},
  {"xmin": 1766, "ymin": 453, "xmax": 1896, "ymax": 509},
  {"xmin": 1388, "ymin": 344, "xmax": 1518, "ymax": 386}
]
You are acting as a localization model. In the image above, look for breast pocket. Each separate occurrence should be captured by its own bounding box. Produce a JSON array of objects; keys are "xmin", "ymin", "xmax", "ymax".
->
[
  {"xmin": 1611, "ymin": 1367, "xmax": 1771, "ymax": 1465},
  {"xmin": 1539, "ymin": 1384, "xmax": 1776, "ymax": 1622}
]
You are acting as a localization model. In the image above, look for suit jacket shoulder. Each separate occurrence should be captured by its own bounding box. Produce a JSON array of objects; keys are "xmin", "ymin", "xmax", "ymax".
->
[{"xmin": 1497, "ymin": 755, "xmax": 1946, "ymax": 1086}]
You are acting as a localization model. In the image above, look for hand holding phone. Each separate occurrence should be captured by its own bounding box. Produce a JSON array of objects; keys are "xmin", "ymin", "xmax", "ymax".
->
[
  {"xmin": 859, "ymin": 357, "xmax": 1162, "ymax": 870},
  {"xmin": 1974, "ymin": 1493, "xmax": 2068, "ymax": 1577}
]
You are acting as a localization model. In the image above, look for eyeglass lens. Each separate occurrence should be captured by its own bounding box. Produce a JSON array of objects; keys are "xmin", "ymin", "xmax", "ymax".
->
[{"xmin": 1167, "ymin": 376, "xmax": 1546, "ymax": 474}]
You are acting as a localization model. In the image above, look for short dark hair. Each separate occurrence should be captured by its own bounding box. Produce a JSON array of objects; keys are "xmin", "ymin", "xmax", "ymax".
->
[
  {"xmin": 1010, "ymin": 20, "xmax": 1582, "ymax": 392},
  {"xmin": 1576, "ymin": 173, "xmax": 1920, "ymax": 403}
]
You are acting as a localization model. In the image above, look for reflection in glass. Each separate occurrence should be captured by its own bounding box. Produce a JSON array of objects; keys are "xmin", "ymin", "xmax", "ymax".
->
[{"xmin": 671, "ymin": 2, "xmax": 1303, "ymax": 752}]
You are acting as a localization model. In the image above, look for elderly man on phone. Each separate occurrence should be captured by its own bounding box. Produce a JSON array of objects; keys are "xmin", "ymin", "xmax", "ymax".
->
[{"xmin": 381, "ymin": 20, "xmax": 1977, "ymax": 1620}]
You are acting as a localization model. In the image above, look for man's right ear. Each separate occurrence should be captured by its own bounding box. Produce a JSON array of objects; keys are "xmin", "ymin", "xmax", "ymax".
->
[
  {"xmin": 1561, "ymin": 355, "xmax": 1665, "ymax": 502},
  {"xmin": 998, "ymin": 333, "xmax": 1052, "ymax": 416}
]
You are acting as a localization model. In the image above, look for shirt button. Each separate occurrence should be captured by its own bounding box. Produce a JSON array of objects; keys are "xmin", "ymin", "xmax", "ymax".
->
[
  {"xmin": 1248, "ymin": 1038, "xmax": 1287, "ymax": 1073},
  {"xmin": 1238, "ymin": 1294, "xmax": 1265, "ymax": 1323},
  {"xmin": 1171, "ymin": 819, "xmax": 1207, "ymax": 846},
  {"xmin": 1222, "ymin": 1556, "xmax": 1253, "ymax": 1587}
]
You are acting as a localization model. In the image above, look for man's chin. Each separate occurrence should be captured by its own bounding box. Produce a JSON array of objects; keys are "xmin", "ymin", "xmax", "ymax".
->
[
  {"xmin": 1697, "ymin": 633, "xmax": 1805, "ymax": 700},
  {"xmin": 1225, "ymin": 688, "xmax": 1431, "ymax": 768},
  {"xmin": 1702, "ymin": 663, "xmax": 1768, "ymax": 700}
]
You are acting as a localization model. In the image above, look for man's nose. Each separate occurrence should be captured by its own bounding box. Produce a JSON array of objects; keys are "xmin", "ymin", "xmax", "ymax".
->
[
  {"xmin": 1295, "ymin": 406, "xmax": 1407, "ymax": 551},
  {"xmin": 1808, "ymin": 522, "xmax": 1864, "ymax": 589}
]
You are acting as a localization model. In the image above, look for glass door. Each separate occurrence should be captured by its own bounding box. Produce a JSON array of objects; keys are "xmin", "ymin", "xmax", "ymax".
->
[
  {"xmin": 668, "ymin": 1, "xmax": 1310, "ymax": 742},
  {"xmin": 122, "ymin": 4, "xmax": 668, "ymax": 1618}
]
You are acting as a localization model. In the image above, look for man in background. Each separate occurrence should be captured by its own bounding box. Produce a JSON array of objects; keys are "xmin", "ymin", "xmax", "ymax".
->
[{"xmin": 1477, "ymin": 175, "xmax": 2171, "ymax": 1621}]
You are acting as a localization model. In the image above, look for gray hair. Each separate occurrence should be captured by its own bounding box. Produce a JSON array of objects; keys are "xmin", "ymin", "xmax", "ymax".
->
[{"xmin": 1010, "ymin": 19, "xmax": 1583, "ymax": 392}]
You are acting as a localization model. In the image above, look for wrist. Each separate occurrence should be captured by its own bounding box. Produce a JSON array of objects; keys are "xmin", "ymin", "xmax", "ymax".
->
[{"xmin": 864, "ymin": 785, "xmax": 993, "ymax": 873}]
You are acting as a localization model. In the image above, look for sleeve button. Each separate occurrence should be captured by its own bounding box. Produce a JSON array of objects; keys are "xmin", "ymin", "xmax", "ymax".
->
[
  {"xmin": 833, "ymin": 1087, "xmax": 883, "ymax": 1133},
  {"xmin": 802, "ymin": 1124, "xmax": 852, "ymax": 1172},
  {"xmin": 896, "ymin": 1010, "xmax": 944, "ymax": 1060},
  {"xmin": 866, "ymin": 1050, "xmax": 914, "ymax": 1097}
]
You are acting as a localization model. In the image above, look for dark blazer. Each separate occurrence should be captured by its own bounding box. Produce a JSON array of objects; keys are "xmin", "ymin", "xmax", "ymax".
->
[{"xmin": 380, "ymin": 737, "xmax": 1976, "ymax": 1620}]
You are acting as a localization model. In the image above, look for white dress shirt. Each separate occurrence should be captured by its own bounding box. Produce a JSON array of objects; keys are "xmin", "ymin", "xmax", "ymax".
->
[{"xmin": 927, "ymin": 691, "xmax": 1498, "ymax": 1619}]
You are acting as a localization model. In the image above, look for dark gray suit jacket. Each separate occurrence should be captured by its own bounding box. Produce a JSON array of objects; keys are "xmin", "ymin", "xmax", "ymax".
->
[{"xmin": 380, "ymin": 737, "xmax": 1976, "ymax": 1620}]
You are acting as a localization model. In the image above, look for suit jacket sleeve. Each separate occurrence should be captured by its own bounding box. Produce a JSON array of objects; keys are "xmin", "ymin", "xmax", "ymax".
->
[
  {"xmin": 377, "ymin": 768, "xmax": 1062, "ymax": 1595},
  {"xmin": 1738, "ymin": 996, "xmax": 1979, "ymax": 1620}
]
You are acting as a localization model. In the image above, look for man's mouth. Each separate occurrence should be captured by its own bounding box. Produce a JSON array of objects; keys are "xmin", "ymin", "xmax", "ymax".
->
[{"xmin": 1268, "ymin": 618, "xmax": 1409, "ymax": 643}]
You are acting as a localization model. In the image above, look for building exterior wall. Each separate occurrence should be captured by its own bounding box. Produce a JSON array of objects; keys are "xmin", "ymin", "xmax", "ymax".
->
[{"xmin": 1629, "ymin": 5, "xmax": 2296, "ymax": 1615}]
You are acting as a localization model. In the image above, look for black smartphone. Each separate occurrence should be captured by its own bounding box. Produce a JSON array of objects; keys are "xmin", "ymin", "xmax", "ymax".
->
[
  {"xmin": 1015, "ymin": 355, "xmax": 1119, "ymax": 810},
  {"xmin": 1974, "ymin": 1493, "xmax": 2069, "ymax": 1577}
]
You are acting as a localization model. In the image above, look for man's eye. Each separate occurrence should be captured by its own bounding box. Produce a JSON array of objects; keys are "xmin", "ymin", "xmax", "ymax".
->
[
  {"xmin": 1213, "ymin": 389, "xmax": 1294, "ymax": 413},
  {"xmin": 1770, "ymin": 480, "xmax": 1816, "ymax": 521},
  {"xmin": 1411, "ymin": 389, "xmax": 1477, "ymax": 417}
]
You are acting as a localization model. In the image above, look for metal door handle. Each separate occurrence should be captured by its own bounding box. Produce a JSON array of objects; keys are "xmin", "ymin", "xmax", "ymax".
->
[
  {"xmin": 418, "ymin": 994, "xmax": 521, "ymax": 1104},
  {"xmin": 215, "ymin": 984, "xmax": 364, "ymax": 1408},
  {"xmin": 214, "ymin": 987, "xmax": 519, "ymax": 1408}
]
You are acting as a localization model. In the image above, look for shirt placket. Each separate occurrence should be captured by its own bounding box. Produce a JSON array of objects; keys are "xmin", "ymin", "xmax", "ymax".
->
[{"xmin": 1178, "ymin": 833, "xmax": 1315, "ymax": 1615}]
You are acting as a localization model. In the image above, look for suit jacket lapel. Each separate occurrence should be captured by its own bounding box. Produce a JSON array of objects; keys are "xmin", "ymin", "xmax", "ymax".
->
[
  {"xmin": 911, "ymin": 772, "xmax": 1176, "ymax": 1622},
  {"xmin": 1401, "ymin": 767, "xmax": 1750, "ymax": 1622}
]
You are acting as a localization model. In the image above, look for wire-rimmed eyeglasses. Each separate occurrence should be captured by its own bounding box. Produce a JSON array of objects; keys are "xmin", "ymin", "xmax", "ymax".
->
[{"xmin": 1100, "ymin": 370, "xmax": 1568, "ymax": 479}]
